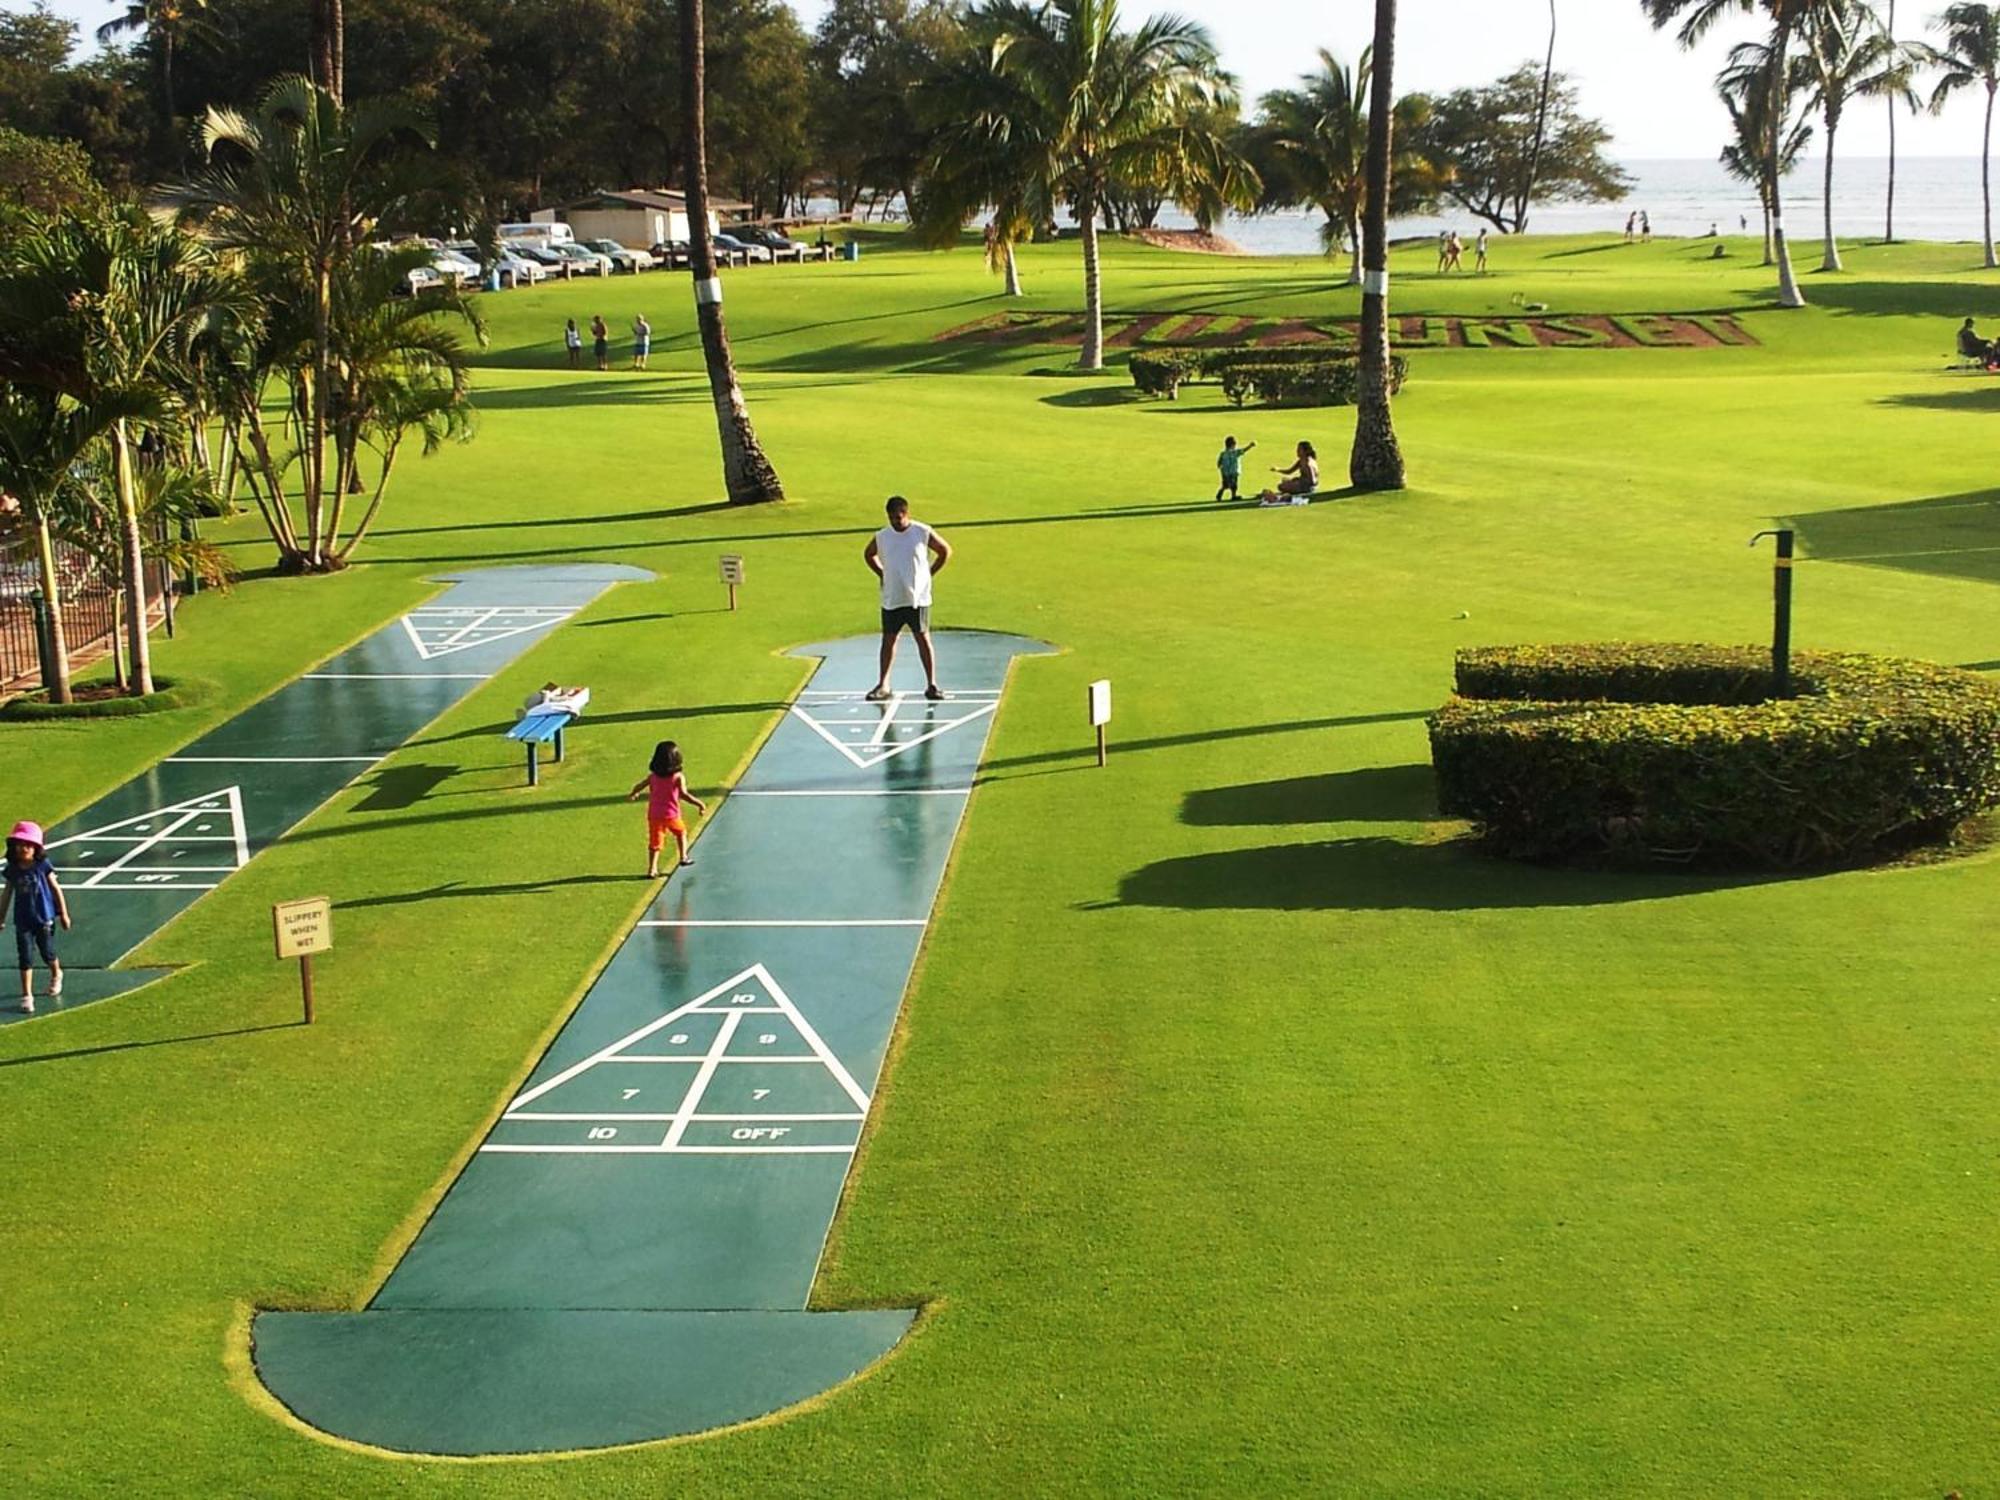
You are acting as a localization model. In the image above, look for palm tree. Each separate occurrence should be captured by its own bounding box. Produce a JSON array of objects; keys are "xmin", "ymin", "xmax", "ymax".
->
[
  {"xmin": 1796, "ymin": 0, "xmax": 1913, "ymax": 270},
  {"xmin": 1350, "ymin": 0, "xmax": 1405, "ymax": 492},
  {"xmin": 0, "ymin": 210, "xmax": 239, "ymax": 694},
  {"xmin": 1928, "ymin": 2, "xmax": 2000, "ymax": 267},
  {"xmin": 681, "ymin": 0, "xmax": 783, "ymax": 503},
  {"xmin": 1251, "ymin": 49, "xmax": 1429, "ymax": 285},
  {"xmin": 1719, "ymin": 43, "xmax": 1816, "ymax": 262},
  {"xmin": 911, "ymin": 44, "xmax": 1057, "ymax": 297},
  {"xmin": 982, "ymin": 0, "xmax": 1239, "ymax": 370},
  {"xmin": 96, "ymin": 0, "xmax": 211, "ymax": 154},
  {"xmin": 1646, "ymin": 0, "xmax": 1810, "ymax": 307},
  {"xmin": 162, "ymin": 76, "xmax": 432, "ymax": 568}
]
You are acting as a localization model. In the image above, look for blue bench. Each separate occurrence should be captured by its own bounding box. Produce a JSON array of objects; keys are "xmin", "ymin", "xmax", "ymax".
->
[{"xmin": 506, "ymin": 688, "xmax": 590, "ymax": 786}]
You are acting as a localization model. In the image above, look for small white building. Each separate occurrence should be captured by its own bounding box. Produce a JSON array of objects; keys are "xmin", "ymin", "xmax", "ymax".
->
[{"xmin": 532, "ymin": 189, "xmax": 742, "ymax": 248}]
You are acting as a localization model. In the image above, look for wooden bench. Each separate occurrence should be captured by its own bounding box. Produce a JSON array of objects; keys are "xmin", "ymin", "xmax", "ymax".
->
[{"xmin": 506, "ymin": 688, "xmax": 589, "ymax": 786}]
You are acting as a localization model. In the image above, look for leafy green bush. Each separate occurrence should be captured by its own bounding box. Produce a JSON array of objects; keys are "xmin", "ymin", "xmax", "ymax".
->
[
  {"xmin": 1128, "ymin": 349, "xmax": 1202, "ymax": 399},
  {"xmin": 1429, "ymin": 645, "xmax": 2000, "ymax": 868},
  {"xmin": 1, "ymin": 675, "xmax": 215, "ymax": 720},
  {"xmin": 1128, "ymin": 344, "xmax": 1409, "ymax": 405},
  {"xmin": 1216, "ymin": 355, "xmax": 1408, "ymax": 408}
]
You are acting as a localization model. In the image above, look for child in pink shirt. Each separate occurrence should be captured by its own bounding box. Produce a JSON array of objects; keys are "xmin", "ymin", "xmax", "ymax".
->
[{"xmin": 627, "ymin": 741, "xmax": 707, "ymax": 878}]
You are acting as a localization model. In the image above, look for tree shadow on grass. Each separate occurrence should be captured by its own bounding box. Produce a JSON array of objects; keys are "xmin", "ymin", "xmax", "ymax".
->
[
  {"xmin": 1109, "ymin": 836, "xmax": 1790, "ymax": 912},
  {"xmin": 1874, "ymin": 384, "xmax": 2000, "ymax": 413},
  {"xmin": 470, "ymin": 375, "xmax": 868, "ymax": 411},
  {"xmin": 1182, "ymin": 764, "xmax": 1435, "ymax": 826},
  {"xmin": 1804, "ymin": 279, "xmax": 2000, "ymax": 319},
  {"xmin": 980, "ymin": 709, "xmax": 1430, "ymax": 781},
  {"xmin": 351, "ymin": 762, "xmax": 459, "ymax": 812},
  {"xmin": 1962, "ymin": 659, "xmax": 2000, "ymax": 671},
  {"xmin": 0, "ymin": 1021, "xmax": 302, "ymax": 1071},
  {"xmin": 1040, "ymin": 385, "xmax": 1146, "ymax": 409},
  {"xmin": 1787, "ymin": 488, "xmax": 2000, "ymax": 587},
  {"xmin": 352, "ymin": 499, "xmax": 1259, "ymax": 569},
  {"xmin": 372, "ymin": 500, "xmax": 735, "ymax": 540},
  {"xmin": 405, "ymin": 701, "xmax": 787, "ymax": 751},
  {"xmin": 340, "ymin": 874, "xmax": 647, "ymax": 911}
]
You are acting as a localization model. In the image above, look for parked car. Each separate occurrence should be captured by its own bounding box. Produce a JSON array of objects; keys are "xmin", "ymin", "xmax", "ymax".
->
[
  {"xmin": 551, "ymin": 242, "xmax": 613, "ymax": 276},
  {"xmin": 396, "ymin": 264, "xmax": 445, "ymax": 296},
  {"xmin": 736, "ymin": 225, "xmax": 802, "ymax": 258},
  {"xmin": 713, "ymin": 232, "xmax": 771, "ymax": 264},
  {"xmin": 452, "ymin": 241, "xmax": 546, "ymax": 286},
  {"xmin": 516, "ymin": 244, "xmax": 574, "ymax": 276},
  {"xmin": 583, "ymin": 238, "xmax": 651, "ymax": 273},
  {"xmin": 650, "ymin": 240, "xmax": 692, "ymax": 269},
  {"xmin": 430, "ymin": 247, "xmax": 483, "ymax": 286}
]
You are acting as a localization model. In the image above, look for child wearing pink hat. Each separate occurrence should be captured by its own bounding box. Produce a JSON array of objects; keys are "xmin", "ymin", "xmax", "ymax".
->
[{"xmin": 0, "ymin": 821, "xmax": 68, "ymax": 1012}]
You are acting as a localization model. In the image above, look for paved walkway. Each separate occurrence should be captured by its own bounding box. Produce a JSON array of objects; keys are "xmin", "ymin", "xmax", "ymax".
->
[
  {"xmin": 5, "ymin": 565, "xmax": 648, "ymax": 1027},
  {"xmin": 253, "ymin": 629, "xmax": 1050, "ymax": 1455}
]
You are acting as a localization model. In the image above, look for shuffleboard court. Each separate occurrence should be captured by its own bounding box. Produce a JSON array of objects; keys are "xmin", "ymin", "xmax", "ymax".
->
[
  {"xmin": 2, "ymin": 565, "xmax": 649, "ymax": 1027},
  {"xmin": 252, "ymin": 629, "xmax": 1051, "ymax": 1456}
]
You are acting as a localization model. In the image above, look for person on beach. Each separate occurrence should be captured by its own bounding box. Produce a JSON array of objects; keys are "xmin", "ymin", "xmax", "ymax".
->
[
  {"xmin": 1260, "ymin": 441, "xmax": 1320, "ymax": 502},
  {"xmin": 0, "ymin": 822, "xmax": 68, "ymax": 1012},
  {"xmin": 631, "ymin": 313, "xmax": 651, "ymax": 370},
  {"xmin": 864, "ymin": 495, "xmax": 952, "ymax": 702},
  {"xmin": 1640, "ymin": 212, "xmax": 1652, "ymax": 243},
  {"xmin": 590, "ymin": 314, "xmax": 609, "ymax": 371},
  {"xmin": 1474, "ymin": 228, "xmax": 1489, "ymax": 273},
  {"xmin": 1624, "ymin": 212, "xmax": 1636, "ymax": 242},
  {"xmin": 629, "ymin": 742, "xmax": 706, "ymax": 877},
  {"xmin": 1216, "ymin": 435, "xmax": 1256, "ymax": 501},
  {"xmin": 564, "ymin": 318, "xmax": 582, "ymax": 369}
]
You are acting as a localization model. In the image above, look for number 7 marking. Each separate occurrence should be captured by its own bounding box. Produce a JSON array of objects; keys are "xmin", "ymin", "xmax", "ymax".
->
[
  {"xmin": 623, "ymin": 1089, "xmax": 641, "ymax": 1100},
  {"xmin": 753, "ymin": 1088, "xmax": 770, "ymax": 1100}
]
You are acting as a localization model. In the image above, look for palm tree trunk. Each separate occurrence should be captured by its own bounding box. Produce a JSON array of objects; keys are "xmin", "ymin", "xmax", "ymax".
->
[
  {"xmin": 162, "ymin": 28, "xmax": 178, "ymax": 161},
  {"xmin": 1078, "ymin": 187, "xmax": 1105, "ymax": 371},
  {"xmin": 1821, "ymin": 106, "xmax": 1841, "ymax": 272},
  {"xmin": 1985, "ymin": 83, "xmax": 1997, "ymax": 269},
  {"xmin": 1762, "ymin": 199, "xmax": 1774, "ymax": 264},
  {"xmin": 1768, "ymin": 17, "xmax": 1807, "ymax": 307},
  {"xmin": 307, "ymin": 266, "xmax": 332, "ymax": 565},
  {"xmin": 1003, "ymin": 241, "xmax": 1023, "ymax": 297},
  {"xmin": 110, "ymin": 420, "xmax": 153, "ymax": 695},
  {"xmin": 681, "ymin": 0, "xmax": 783, "ymax": 504},
  {"xmin": 1350, "ymin": 0, "xmax": 1406, "ymax": 492},
  {"xmin": 1885, "ymin": 0, "xmax": 1897, "ymax": 242},
  {"xmin": 1347, "ymin": 226, "xmax": 1363, "ymax": 287},
  {"xmin": 29, "ymin": 511, "xmax": 71, "ymax": 705},
  {"xmin": 334, "ymin": 437, "xmax": 400, "ymax": 561}
]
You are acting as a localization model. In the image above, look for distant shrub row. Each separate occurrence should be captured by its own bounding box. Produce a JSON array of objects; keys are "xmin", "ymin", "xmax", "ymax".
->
[
  {"xmin": 1129, "ymin": 346, "xmax": 1409, "ymax": 406},
  {"xmin": 1429, "ymin": 644, "xmax": 2000, "ymax": 869}
]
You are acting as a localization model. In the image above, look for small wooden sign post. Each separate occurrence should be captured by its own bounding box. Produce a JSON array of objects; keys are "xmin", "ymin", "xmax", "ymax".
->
[
  {"xmin": 273, "ymin": 896, "xmax": 333, "ymax": 1024},
  {"xmin": 1088, "ymin": 679, "xmax": 1112, "ymax": 767},
  {"xmin": 719, "ymin": 553, "xmax": 745, "ymax": 611}
]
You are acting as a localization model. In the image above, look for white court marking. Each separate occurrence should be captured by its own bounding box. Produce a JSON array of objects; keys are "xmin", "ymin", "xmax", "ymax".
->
[
  {"xmin": 45, "ymin": 786, "xmax": 250, "ymax": 891},
  {"xmin": 482, "ymin": 963, "xmax": 871, "ymax": 1157},
  {"xmin": 400, "ymin": 605, "xmax": 577, "ymax": 661},
  {"xmin": 788, "ymin": 697, "xmax": 998, "ymax": 768}
]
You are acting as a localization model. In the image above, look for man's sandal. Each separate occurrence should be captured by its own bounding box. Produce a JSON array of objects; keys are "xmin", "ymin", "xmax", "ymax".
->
[{"xmin": 864, "ymin": 686, "xmax": 892, "ymax": 702}]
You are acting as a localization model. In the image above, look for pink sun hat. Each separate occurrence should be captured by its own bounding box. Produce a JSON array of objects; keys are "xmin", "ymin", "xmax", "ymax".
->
[{"xmin": 9, "ymin": 821, "xmax": 46, "ymax": 849}]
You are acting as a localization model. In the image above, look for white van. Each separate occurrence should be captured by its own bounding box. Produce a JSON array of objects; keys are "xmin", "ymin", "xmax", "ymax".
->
[{"xmin": 499, "ymin": 221, "xmax": 574, "ymax": 246}]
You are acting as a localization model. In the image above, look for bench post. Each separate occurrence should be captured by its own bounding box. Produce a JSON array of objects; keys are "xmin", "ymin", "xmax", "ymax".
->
[
  {"xmin": 554, "ymin": 725, "xmax": 566, "ymax": 763},
  {"xmin": 527, "ymin": 742, "xmax": 540, "ymax": 787}
]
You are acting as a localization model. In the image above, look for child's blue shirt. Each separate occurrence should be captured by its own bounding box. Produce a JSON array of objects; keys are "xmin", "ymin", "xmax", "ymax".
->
[
  {"xmin": 4, "ymin": 856, "xmax": 57, "ymax": 929},
  {"xmin": 1217, "ymin": 447, "xmax": 1243, "ymax": 478}
]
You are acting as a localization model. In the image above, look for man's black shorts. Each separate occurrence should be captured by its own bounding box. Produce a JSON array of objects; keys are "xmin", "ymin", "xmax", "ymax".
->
[{"xmin": 881, "ymin": 605, "xmax": 930, "ymax": 635}]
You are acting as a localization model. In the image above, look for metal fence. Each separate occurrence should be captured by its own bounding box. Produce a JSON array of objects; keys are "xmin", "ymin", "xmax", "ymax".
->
[{"xmin": 0, "ymin": 531, "xmax": 159, "ymax": 693}]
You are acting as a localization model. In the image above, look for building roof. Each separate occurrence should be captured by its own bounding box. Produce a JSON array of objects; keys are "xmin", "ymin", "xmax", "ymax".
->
[{"xmin": 546, "ymin": 187, "xmax": 755, "ymax": 215}]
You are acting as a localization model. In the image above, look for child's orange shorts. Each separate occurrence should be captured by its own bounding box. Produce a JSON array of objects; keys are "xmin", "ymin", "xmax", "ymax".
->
[{"xmin": 647, "ymin": 815, "xmax": 687, "ymax": 853}]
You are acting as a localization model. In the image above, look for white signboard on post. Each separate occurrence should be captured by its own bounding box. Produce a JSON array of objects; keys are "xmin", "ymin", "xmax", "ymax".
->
[{"xmin": 1088, "ymin": 680, "xmax": 1112, "ymax": 728}]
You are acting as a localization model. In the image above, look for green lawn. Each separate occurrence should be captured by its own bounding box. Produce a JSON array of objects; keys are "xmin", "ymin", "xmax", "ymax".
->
[{"xmin": 4, "ymin": 230, "xmax": 1998, "ymax": 1496}]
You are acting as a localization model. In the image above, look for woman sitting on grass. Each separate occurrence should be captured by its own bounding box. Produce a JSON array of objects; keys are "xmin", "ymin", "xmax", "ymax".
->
[{"xmin": 1261, "ymin": 441, "xmax": 1319, "ymax": 502}]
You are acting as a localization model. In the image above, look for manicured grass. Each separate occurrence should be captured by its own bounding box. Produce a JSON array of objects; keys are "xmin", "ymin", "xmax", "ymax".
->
[{"xmin": 3, "ymin": 230, "xmax": 1998, "ymax": 1496}]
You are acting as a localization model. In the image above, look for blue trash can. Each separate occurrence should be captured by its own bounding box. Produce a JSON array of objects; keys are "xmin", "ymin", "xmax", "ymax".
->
[
  {"xmin": 486, "ymin": 269, "xmax": 501, "ymax": 292},
  {"xmin": 841, "ymin": 241, "xmax": 861, "ymax": 262}
]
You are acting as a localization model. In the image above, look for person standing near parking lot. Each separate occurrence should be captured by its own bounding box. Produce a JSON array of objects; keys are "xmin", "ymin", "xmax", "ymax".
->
[
  {"xmin": 631, "ymin": 313, "xmax": 651, "ymax": 370},
  {"xmin": 590, "ymin": 314, "xmax": 609, "ymax": 371},
  {"xmin": 564, "ymin": 318, "xmax": 582, "ymax": 369},
  {"xmin": 863, "ymin": 495, "xmax": 952, "ymax": 702}
]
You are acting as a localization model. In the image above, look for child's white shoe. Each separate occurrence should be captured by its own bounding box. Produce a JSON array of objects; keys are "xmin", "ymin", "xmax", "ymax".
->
[
  {"xmin": 19, "ymin": 997, "xmax": 32, "ymax": 1013},
  {"xmin": 50, "ymin": 971, "xmax": 62, "ymax": 996}
]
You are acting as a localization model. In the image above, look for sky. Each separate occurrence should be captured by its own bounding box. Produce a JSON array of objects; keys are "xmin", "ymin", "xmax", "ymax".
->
[{"xmin": 36, "ymin": 0, "xmax": 1993, "ymax": 160}]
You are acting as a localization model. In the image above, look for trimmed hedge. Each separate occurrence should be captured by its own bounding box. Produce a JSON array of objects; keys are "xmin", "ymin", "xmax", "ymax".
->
[
  {"xmin": 1131, "ymin": 345, "xmax": 1409, "ymax": 406},
  {"xmin": 1, "ymin": 675, "xmax": 215, "ymax": 720},
  {"xmin": 1429, "ymin": 644, "xmax": 2000, "ymax": 868}
]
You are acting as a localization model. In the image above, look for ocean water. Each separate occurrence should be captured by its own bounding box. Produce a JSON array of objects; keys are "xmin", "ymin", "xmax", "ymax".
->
[{"xmin": 1152, "ymin": 156, "xmax": 1999, "ymax": 255}]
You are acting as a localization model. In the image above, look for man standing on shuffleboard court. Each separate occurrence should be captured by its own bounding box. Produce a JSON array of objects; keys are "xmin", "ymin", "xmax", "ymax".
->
[{"xmin": 864, "ymin": 494, "xmax": 953, "ymax": 702}]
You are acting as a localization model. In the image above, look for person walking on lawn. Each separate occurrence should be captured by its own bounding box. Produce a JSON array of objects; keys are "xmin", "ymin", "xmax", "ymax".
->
[
  {"xmin": 0, "ymin": 821, "xmax": 68, "ymax": 1012},
  {"xmin": 864, "ymin": 495, "xmax": 952, "ymax": 702}
]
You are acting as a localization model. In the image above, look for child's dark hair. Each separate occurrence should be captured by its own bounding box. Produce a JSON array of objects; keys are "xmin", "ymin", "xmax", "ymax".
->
[
  {"xmin": 1299, "ymin": 440, "xmax": 1317, "ymax": 459},
  {"xmin": 649, "ymin": 741, "xmax": 683, "ymax": 777},
  {"xmin": 1223, "ymin": 435, "xmax": 1237, "ymax": 447}
]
